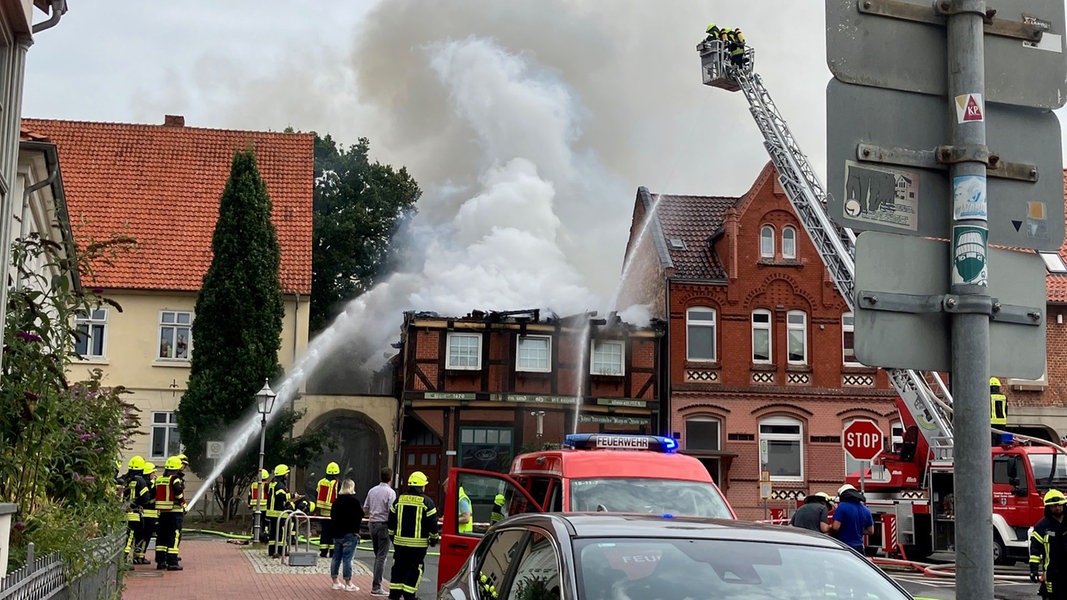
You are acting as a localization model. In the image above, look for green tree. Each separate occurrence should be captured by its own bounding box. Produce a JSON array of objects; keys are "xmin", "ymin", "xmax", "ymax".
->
[
  {"xmin": 310, "ymin": 134, "xmax": 420, "ymax": 333},
  {"xmin": 178, "ymin": 149, "xmax": 327, "ymax": 519}
]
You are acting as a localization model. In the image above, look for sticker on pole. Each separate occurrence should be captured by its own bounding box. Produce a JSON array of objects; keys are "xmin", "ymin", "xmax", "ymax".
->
[
  {"xmin": 955, "ymin": 94, "xmax": 984, "ymax": 123},
  {"xmin": 953, "ymin": 175, "xmax": 987, "ymax": 220},
  {"xmin": 953, "ymin": 225, "xmax": 989, "ymax": 286},
  {"xmin": 842, "ymin": 161, "xmax": 919, "ymax": 231}
]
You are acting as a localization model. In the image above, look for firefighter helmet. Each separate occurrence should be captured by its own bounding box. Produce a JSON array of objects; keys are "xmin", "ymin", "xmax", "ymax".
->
[
  {"xmin": 1045, "ymin": 490, "xmax": 1067, "ymax": 506},
  {"xmin": 494, "ymin": 494, "xmax": 506, "ymax": 506},
  {"xmin": 165, "ymin": 456, "xmax": 183, "ymax": 470},
  {"xmin": 815, "ymin": 492, "xmax": 832, "ymax": 502},
  {"xmin": 260, "ymin": 468, "xmax": 269, "ymax": 480},
  {"xmin": 128, "ymin": 455, "xmax": 145, "ymax": 471},
  {"xmin": 990, "ymin": 376, "xmax": 1002, "ymax": 388},
  {"xmin": 326, "ymin": 462, "xmax": 340, "ymax": 475},
  {"xmin": 143, "ymin": 462, "xmax": 156, "ymax": 475},
  {"xmin": 274, "ymin": 464, "xmax": 290, "ymax": 477},
  {"xmin": 706, "ymin": 22, "xmax": 717, "ymax": 34},
  {"xmin": 408, "ymin": 471, "xmax": 428, "ymax": 487},
  {"xmin": 177, "ymin": 453, "xmax": 189, "ymax": 465}
]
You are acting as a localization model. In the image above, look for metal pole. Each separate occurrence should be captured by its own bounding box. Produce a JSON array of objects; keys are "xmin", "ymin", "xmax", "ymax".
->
[
  {"xmin": 253, "ymin": 411, "xmax": 266, "ymax": 544},
  {"xmin": 947, "ymin": 0, "xmax": 994, "ymax": 597}
]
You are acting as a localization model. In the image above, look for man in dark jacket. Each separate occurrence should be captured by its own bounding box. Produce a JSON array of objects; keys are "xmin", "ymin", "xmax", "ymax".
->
[
  {"xmin": 790, "ymin": 492, "xmax": 831, "ymax": 533},
  {"xmin": 330, "ymin": 479, "xmax": 365, "ymax": 591}
]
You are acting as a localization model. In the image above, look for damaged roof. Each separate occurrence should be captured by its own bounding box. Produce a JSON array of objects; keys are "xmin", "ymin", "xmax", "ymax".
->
[{"xmin": 636, "ymin": 187, "xmax": 735, "ymax": 281}]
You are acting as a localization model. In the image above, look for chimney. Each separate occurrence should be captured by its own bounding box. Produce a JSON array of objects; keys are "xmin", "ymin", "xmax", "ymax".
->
[{"xmin": 163, "ymin": 115, "xmax": 185, "ymax": 127}]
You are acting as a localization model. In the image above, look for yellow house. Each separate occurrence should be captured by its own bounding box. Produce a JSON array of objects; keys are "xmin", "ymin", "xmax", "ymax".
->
[{"xmin": 20, "ymin": 115, "xmax": 314, "ymax": 499}]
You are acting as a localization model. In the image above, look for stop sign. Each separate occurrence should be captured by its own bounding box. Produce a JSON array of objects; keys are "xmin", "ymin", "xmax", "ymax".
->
[{"xmin": 843, "ymin": 419, "xmax": 884, "ymax": 461}]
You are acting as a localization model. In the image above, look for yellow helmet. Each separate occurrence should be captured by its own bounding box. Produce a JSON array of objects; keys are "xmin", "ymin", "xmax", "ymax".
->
[
  {"xmin": 143, "ymin": 462, "xmax": 156, "ymax": 476},
  {"xmin": 128, "ymin": 455, "xmax": 145, "ymax": 471},
  {"xmin": 990, "ymin": 376, "xmax": 1002, "ymax": 387},
  {"xmin": 494, "ymin": 494, "xmax": 506, "ymax": 506},
  {"xmin": 408, "ymin": 471, "xmax": 428, "ymax": 487},
  {"xmin": 274, "ymin": 464, "xmax": 289, "ymax": 477},
  {"xmin": 165, "ymin": 456, "xmax": 183, "ymax": 470},
  {"xmin": 177, "ymin": 453, "xmax": 189, "ymax": 465},
  {"xmin": 706, "ymin": 22, "xmax": 717, "ymax": 33},
  {"xmin": 326, "ymin": 462, "xmax": 340, "ymax": 475},
  {"xmin": 260, "ymin": 468, "xmax": 270, "ymax": 480},
  {"xmin": 1045, "ymin": 490, "xmax": 1067, "ymax": 506}
]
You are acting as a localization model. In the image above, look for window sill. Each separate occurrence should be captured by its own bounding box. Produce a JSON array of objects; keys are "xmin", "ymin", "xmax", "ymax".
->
[
  {"xmin": 76, "ymin": 357, "xmax": 109, "ymax": 365},
  {"xmin": 516, "ymin": 369, "xmax": 551, "ymax": 376},
  {"xmin": 785, "ymin": 364, "xmax": 812, "ymax": 373},
  {"xmin": 154, "ymin": 360, "xmax": 191, "ymax": 368},
  {"xmin": 842, "ymin": 364, "xmax": 877, "ymax": 373},
  {"xmin": 445, "ymin": 369, "xmax": 481, "ymax": 376},
  {"xmin": 750, "ymin": 363, "xmax": 776, "ymax": 372},
  {"xmin": 684, "ymin": 360, "xmax": 720, "ymax": 369},
  {"xmin": 757, "ymin": 258, "xmax": 804, "ymax": 267}
]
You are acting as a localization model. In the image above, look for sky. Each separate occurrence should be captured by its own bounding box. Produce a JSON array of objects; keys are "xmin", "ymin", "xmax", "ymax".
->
[{"xmin": 21, "ymin": 1, "xmax": 1067, "ymax": 375}]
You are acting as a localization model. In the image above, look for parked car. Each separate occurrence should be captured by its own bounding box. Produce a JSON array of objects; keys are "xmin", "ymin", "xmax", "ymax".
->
[{"xmin": 438, "ymin": 512, "xmax": 913, "ymax": 600}]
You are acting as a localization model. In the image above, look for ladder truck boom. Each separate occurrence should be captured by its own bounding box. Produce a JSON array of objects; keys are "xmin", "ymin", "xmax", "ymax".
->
[{"xmin": 697, "ymin": 40, "xmax": 954, "ymax": 453}]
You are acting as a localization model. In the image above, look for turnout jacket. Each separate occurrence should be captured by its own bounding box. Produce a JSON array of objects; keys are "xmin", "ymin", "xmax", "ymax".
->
[
  {"xmin": 1031, "ymin": 513, "xmax": 1067, "ymax": 594},
  {"xmin": 387, "ymin": 487, "xmax": 439, "ymax": 548}
]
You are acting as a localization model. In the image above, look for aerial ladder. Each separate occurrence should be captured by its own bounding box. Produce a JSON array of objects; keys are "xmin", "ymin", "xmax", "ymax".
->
[{"xmin": 696, "ymin": 40, "xmax": 955, "ymax": 459}]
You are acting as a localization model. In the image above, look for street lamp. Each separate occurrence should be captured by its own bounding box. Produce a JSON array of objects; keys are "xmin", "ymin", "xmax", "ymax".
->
[{"xmin": 252, "ymin": 378, "xmax": 276, "ymax": 545}]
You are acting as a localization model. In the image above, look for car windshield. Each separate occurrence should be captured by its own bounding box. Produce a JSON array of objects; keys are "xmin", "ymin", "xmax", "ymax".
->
[
  {"xmin": 1029, "ymin": 454, "xmax": 1067, "ymax": 489},
  {"xmin": 575, "ymin": 537, "xmax": 908, "ymax": 600},
  {"xmin": 569, "ymin": 478, "xmax": 733, "ymax": 518}
]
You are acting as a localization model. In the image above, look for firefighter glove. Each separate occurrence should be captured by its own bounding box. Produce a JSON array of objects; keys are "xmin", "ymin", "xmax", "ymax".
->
[
  {"xmin": 428, "ymin": 536, "xmax": 439, "ymax": 548},
  {"xmin": 1031, "ymin": 563, "xmax": 1041, "ymax": 582}
]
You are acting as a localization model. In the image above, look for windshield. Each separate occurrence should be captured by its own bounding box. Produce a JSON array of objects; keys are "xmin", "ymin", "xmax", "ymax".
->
[
  {"xmin": 576, "ymin": 537, "xmax": 908, "ymax": 600},
  {"xmin": 570, "ymin": 478, "xmax": 733, "ymax": 518},
  {"xmin": 1029, "ymin": 454, "xmax": 1067, "ymax": 489}
]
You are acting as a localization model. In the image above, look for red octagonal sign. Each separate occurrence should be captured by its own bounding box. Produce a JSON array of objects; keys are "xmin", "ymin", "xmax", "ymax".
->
[{"xmin": 843, "ymin": 419, "xmax": 884, "ymax": 462}]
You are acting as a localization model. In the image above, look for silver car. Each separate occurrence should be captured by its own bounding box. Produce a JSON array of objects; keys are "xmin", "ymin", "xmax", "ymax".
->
[{"xmin": 438, "ymin": 512, "xmax": 912, "ymax": 600}]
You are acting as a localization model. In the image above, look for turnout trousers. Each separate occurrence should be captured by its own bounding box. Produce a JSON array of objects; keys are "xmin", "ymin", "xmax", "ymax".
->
[{"xmin": 389, "ymin": 545, "xmax": 427, "ymax": 600}]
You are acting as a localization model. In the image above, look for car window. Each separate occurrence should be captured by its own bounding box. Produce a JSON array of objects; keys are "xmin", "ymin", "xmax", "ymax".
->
[
  {"xmin": 457, "ymin": 471, "xmax": 535, "ymax": 535},
  {"xmin": 575, "ymin": 537, "xmax": 909, "ymax": 600},
  {"xmin": 476, "ymin": 529, "xmax": 528, "ymax": 600},
  {"xmin": 569, "ymin": 478, "xmax": 732, "ymax": 518},
  {"xmin": 508, "ymin": 530, "xmax": 562, "ymax": 600}
]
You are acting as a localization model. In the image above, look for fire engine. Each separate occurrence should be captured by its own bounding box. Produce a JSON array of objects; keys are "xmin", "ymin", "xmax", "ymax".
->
[
  {"xmin": 695, "ymin": 39, "xmax": 1065, "ymax": 564},
  {"xmin": 437, "ymin": 433, "xmax": 735, "ymax": 588}
]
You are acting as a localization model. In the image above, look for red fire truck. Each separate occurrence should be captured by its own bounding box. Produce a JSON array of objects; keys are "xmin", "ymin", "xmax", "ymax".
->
[
  {"xmin": 846, "ymin": 398, "xmax": 1066, "ymax": 564},
  {"xmin": 437, "ymin": 433, "xmax": 734, "ymax": 588}
]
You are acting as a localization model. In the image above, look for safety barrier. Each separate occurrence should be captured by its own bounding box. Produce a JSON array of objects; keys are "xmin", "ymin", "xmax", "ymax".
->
[{"xmin": 0, "ymin": 533, "xmax": 124, "ymax": 600}]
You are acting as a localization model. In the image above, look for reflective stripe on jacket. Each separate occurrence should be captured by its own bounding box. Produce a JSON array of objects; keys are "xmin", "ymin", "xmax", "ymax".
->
[{"xmin": 388, "ymin": 491, "xmax": 439, "ymax": 548}]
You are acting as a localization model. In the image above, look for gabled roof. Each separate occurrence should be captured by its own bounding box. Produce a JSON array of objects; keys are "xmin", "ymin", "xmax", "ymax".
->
[
  {"xmin": 636, "ymin": 187, "xmax": 736, "ymax": 281},
  {"xmin": 21, "ymin": 117, "xmax": 313, "ymax": 294},
  {"xmin": 1047, "ymin": 170, "xmax": 1067, "ymax": 302}
]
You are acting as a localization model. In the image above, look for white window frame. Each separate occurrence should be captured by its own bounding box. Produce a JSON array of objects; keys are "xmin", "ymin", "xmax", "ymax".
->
[
  {"xmin": 782, "ymin": 226, "xmax": 797, "ymax": 259},
  {"xmin": 446, "ymin": 332, "xmax": 482, "ymax": 370},
  {"xmin": 841, "ymin": 312, "xmax": 862, "ymax": 366},
  {"xmin": 150, "ymin": 412, "xmax": 181, "ymax": 460},
  {"xmin": 760, "ymin": 225, "xmax": 775, "ymax": 258},
  {"xmin": 590, "ymin": 340, "xmax": 624, "ymax": 376},
  {"xmin": 759, "ymin": 416, "xmax": 803, "ymax": 482},
  {"xmin": 686, "ymin": 307, "xmax": 717, "ymax": 362},
  {"xmin": 751, "ymin": 309, "xmax": 772, "ymax": 363},
  {"xmin": 786, "ymin": 310, "xmax": 807, "ymax": 365},
  {"xmin": 74, "ymin": 308, "xmax": 108, "ymax": 359},
  {"xmin": 516, "ymin": 335, "xmax": 551, "ymax": 373},
  {"xmin": 158, "ymin": 310, "xmax": 193, "ymax": 361}
]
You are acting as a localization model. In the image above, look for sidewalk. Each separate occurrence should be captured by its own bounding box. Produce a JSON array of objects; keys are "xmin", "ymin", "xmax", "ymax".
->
[{"xmin": 122, "ymin": 539, "xmax": 378, "ymax": 600}]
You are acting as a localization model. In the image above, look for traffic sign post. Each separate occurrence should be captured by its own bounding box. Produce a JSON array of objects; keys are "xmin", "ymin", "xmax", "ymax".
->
[
  {"xmin": 843, "ymin": 419, "xmax": 884, "ymax": 462},
  {"xmin": 826, "ymin": 0, "xmax": 1065, "ymax": 595}
]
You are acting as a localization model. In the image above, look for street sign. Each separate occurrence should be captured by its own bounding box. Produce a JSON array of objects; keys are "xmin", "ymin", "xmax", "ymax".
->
[
  {"xmin": 826, "ymin": 79, "xmax": 1065, "ymax": 250},
  {"xmin": 843, "ymin": 419, "xmax": 884, "ymax": 462},
  {"xmin": 206, "ymin": 440, "xmax": 225, "ymax": 459},
  {"xmin": 853, "ymin": 231, "xmax": 1046, "ymax": 377},
  {"xmin": 826, "ymin": 0, "xmax": 1067, "ymax": 109}
]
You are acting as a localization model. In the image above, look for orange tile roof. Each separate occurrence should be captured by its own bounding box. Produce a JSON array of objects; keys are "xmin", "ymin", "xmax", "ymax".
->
[{"xmin": 21, "ymin": 117, "xmax": 313, "ymax": 294}]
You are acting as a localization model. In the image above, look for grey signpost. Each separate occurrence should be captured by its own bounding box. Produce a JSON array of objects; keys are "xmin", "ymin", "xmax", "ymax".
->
[{"xmin": 827, "ymin": 1, "xmax": 1065, "ymax": 597}]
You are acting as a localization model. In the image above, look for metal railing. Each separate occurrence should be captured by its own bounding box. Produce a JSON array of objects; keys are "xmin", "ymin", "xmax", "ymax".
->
[{"xmin": 0, "ymin": 533, "xmax": 124, "ymax": 600}]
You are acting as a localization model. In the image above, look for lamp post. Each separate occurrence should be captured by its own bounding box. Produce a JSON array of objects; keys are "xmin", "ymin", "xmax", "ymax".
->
[{"xmin": 252, "ymin": 379, "xmax": 276, "ymax": 545}]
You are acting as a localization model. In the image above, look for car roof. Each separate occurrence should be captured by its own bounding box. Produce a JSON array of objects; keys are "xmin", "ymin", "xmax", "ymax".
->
[
  {"xmin": 499, "ymin": 513, "xmax": 847, "ymax": 550},
  {"xmin": 514, "ymin": 449, "xmax": 714, "ymax": 481}
]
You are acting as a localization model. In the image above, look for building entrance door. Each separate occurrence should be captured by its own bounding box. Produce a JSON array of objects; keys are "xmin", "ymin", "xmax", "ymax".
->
[{"xmin": 402, "ymin": 445, "xmax": 441, "ymax": 503}]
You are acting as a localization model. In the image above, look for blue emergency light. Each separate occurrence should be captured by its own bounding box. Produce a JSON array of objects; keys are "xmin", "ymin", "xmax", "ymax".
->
[{"xmin": 563, "ymin": 433, "xmax": 679, "ymax": 453}]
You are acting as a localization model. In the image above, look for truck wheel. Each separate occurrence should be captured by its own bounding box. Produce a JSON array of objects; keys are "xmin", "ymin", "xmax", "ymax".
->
[{"xmin": 993, "ymin": 535, "xmax": 1015, "ymax": 566}]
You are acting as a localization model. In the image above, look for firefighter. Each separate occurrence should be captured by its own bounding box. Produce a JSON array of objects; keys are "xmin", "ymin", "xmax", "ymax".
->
[
  {"xmin": 317, "ymin": 461, "xmax": 341, "ymax": 557},
  {"xmin": 705, "ymin": 22, "xmax": 720, "ymax": 43},
  {"xmin": 173, "ymin": 454, "xmax": 189, "ymax": 566},
  {"xmin": 123, "ymin": 456, "xmax": 149, "ymax": 564},
  {"xmin": 1031, "ymin": 489, "xmax": 1067, "ymax": 598},
  {"xmin": 458, "ymin": 485, "xmax": 473, "ymax": 533},
  {"xmin": 267, "ymin": 463, "xmax": 294, "ymax": 558},
  {"xmin": 728, "ymin": 28, "xmax": 747, "ymax": 67},
  {"xmin": 991, "ymin": 376, "xmax": 1008, "ymax": 426},
  {"xmin": 248, "ymin": 468, "xmax": 270, "ymax": 542},
  {"xmin": 134, "ymin": 461, "xmax": 158, "ymax": 565},
  {"xmin": 490, "ymin": 493, "xmax": 505, "ymax": 526},
  {"xmin": 387, "ymin": 471, "xmax": 439, "ymax": 600},
  {"xmin": 154, "ymin": 455, "xmax": 185, "ymax": 570}
]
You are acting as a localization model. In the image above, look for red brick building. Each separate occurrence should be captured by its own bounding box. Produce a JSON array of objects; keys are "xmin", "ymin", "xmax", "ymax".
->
[
  {"xmin": 394, "ymin": 309, "xmax": 662, "ymax": 505},
  {"xmin": 618, "ymin": 163, "xmax": 899, "ymax": 520}
]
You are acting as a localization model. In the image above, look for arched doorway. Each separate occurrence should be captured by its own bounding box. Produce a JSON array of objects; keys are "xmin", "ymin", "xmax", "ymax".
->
[{"xmin": 303, "ymin": 410, "xmax": 388, "ymax": 498}]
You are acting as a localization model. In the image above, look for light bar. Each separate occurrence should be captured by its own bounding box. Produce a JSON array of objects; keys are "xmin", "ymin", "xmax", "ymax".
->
[{"xmin": 564, "ymin": 433, "xmax": 679, "ymax": 454}]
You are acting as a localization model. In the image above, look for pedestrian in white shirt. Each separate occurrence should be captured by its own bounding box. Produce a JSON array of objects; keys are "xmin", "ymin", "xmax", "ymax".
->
[{"xmin": 363, "ymin": 467, "xmax": 397, "ymax": 596}]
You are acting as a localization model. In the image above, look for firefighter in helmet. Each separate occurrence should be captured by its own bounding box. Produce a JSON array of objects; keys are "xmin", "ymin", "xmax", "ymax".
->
[
  {"xmin": 134, "ymin": 461, "xmax": 158, "ymax": 565},
  {"xmin": 266, "ymin": 463, "xmax": 295, "ymax": 558},
  {"xmin": 248, "ymin": 468, "xmax": 270, "ymax": 542},
  {"xmin": 705, "ymin": 22, "xmax": 721, "ymax": 43},
  {"xmin": 387, "ymin": 471, "xmax": 439, "ymax": 600},
  {"xmin": 154, "ymin": 455, "xmax": 185, "ymax": 570},
  {"xmin": 1031, "ymin": 489, "xmax": 1067, "ymax": 597},
  {"xmin": 123, "ymin": 456, "xmax": 149, "ymax": 564},
  {"xmin": 317, "ymin": 461, "xmax": 341, "ymax": 557},
  {"xmin": 490, "ymin": 493, "xmax": 506, "ymax": 526}
]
